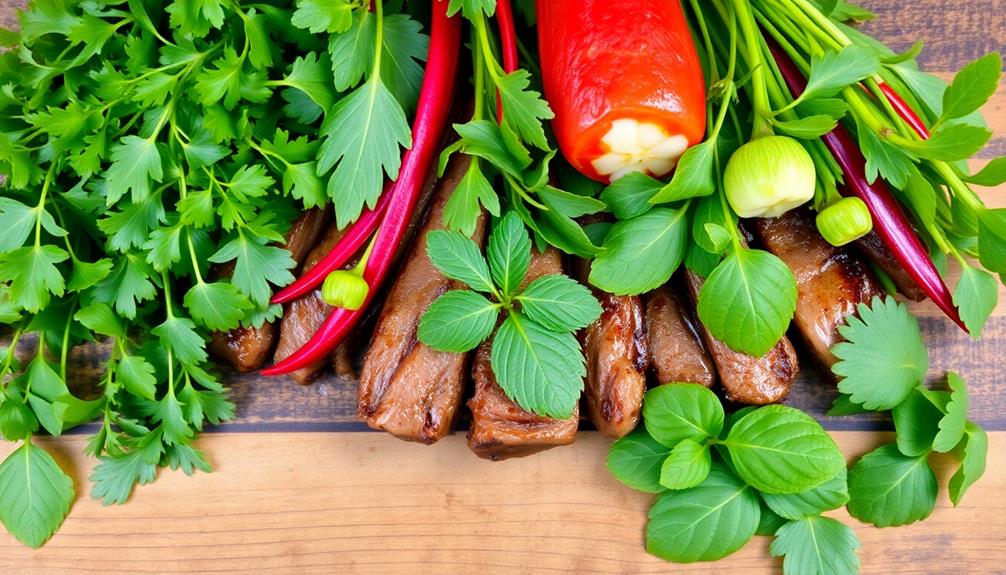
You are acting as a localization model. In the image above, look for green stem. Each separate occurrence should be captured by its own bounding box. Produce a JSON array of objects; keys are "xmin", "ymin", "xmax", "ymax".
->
[
  {"xmin": 732, "ymin": 0, "xmax": 774, "ymax": 138},
  {"xmin": 371, "ymin": 0, "xmax": 385, "ymax": 81},
  {"xmin": 34, "ymin": 164, "xmax": 56, "ymax": 246},
  {"xmin": 59, "ymin": 300, "xmax": 74, "ymax": 382}
]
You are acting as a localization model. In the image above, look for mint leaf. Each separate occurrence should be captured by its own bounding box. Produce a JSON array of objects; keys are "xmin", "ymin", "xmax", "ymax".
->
[
  {"xmin": 933, "ymin": 372, "xmax": 969, "ymax": 453},
  {"xmin": 426, "ymin": 230, "xmax": 496, "ymax": 293},
  {"xmin": 318, "ymin": 78, "xmax": 411, "ymax": 227},
  {"xmin": 600, "ymin": 172, "xmax": 662, "ymax": 219},
  {"xmin": 697, "ymin": 248, "xmax": 797, "ymax": 357},
  {"xmin": 606, "ymin": 427, "xmax": 670, "ymax": 493},
  {"xmin": 646, "ymin": 464, "xmax": 760, "ymax": 563},
  {"xmin": 801, "ymin": 45, "xmax": 880, "ymax": 101},
  {"xmin": 659, "ymin": 439, "xmax": 711, "ymax": 490},
  {"xmin": 723, "ymin": 405, "xmax": 845, "ymax": 494},
  {"xmin": 589, "ymin": 207, "xmax": 689, "ymax": 296},
  {"xmin": 832, "ymin": 297, "xmax": 928, "ymax": 410},
  {"xmin": 184, "ymin": 281, "xmax": 253, "ymax": 331},
  {"xmin": 0, "ymin": 441, "xmax": 73, "ymax": 548},
  {"xmin": 418, "ymin": 290, "xmax": 499, "ymax": 353},
  {"xmin": 650, "ymin": 140, "xmax": 716, "ymax": 203},
  {"xmin": 892, "ymin": 388, "xmax": 943, "ymax": 457},
  {"xmin": 769, "ymin": 516, "xmax": 861, "ymax": 575},
  {"xmin": 516, "ymin": 274, "xmax": 601, "ymax": 332},
  {"xmin": 487, "ymin": 212, "xmax": 531, "ymax": 298},
  {"xmin": 847, "ymin": 444, "xmax": 937, "ymax": 527},
  {"xmin": 762, "ymin": 469, "xmax": 849, "ymax": 520},
  {"xmin": 940, "ymin": 52, "xmax": 1002, "ymax": 122},
  {"xmin": 490, "ymin": 312, "xmax": 585, "ymax": 418},
  {"xmin": 642, "ymin": 384, "xmax": 724, "ymax": 448},
  {"xmin": 953, "ymin": 265, "xmax": 997, "ymax": 338},
  {"xmin": 949, "ymin": 422, "xmax": 988, "ymax": 506}
]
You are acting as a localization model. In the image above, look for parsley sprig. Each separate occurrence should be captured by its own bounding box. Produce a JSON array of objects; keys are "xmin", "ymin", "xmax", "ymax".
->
[{"xmin": 418, "ymin": 211, "xmax": 601, "ymax": 418}]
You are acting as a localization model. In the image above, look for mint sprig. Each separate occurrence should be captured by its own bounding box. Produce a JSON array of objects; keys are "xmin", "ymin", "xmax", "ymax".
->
[{"xmin": 418, "ymin": 211, "xmax": 602, "ymax": 418}]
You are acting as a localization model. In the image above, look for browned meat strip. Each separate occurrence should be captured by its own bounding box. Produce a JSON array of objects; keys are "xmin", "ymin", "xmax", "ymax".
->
[
  {"xmin": 468, "ymin": 247, "xmax": 578, "ymax": 460},
  {"xmin": 684, "ymin": 270, "xmax": 798, "ymax": 405},
  {"xmin": 568, "ymin": 261, "xmax": 648, "ymax": 438},
  {"xmin": 208, "ymin": 208, "xmax": 328, "ymax": 372},
  {"xmin": 644, "ymin": 285, "xmax": 717, "ymax": 387},
  {"xmin": 357, "ymin": 155, "xmax": 484, "ymax": 443},
  {"xmin": 273, "ymin": 223, "xmax": 359, "ymax": 384},
  {"xmin": 855, "ymin": 230, "xmax": 925, "ymax": 301},
  {"xmin": 755, "ymin": 210, "xmax": 884, "ymax": 367}
]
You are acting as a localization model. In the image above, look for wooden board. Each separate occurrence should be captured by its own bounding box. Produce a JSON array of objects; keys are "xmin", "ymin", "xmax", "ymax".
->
[{"xmin": 1, "ymin": 0, "xmax": 1005, "ymax": 573}]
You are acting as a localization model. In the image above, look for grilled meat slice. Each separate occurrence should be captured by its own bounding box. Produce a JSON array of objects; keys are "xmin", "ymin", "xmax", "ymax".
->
[
  {"xmin": 644, "ymin": 284, "xmax": 717, "ymax": 387},
  {"xmin": 208, "ymin": 208, "xmax": 328, "ymax": 372},
  {"xmin": 685, "ymin": 270, "xmax": 798, "ymax": 405},
  {"xmin": 855, "ymin": 230, "xmax": 926, "ymax": 301},
  {"xmin": 468, "ymin": 247, "xmax": 578, "ymax": 460},
  {"xmin": 358, "ymin": 155, "xmax": 485, "ymax": 443},
  {"xmin": 569, "ymin": 260, "xmax": 648, "ymax": 438},
  {"xmin": 755, "ymin": 210, "xmax": 884, "ymax": 367}
]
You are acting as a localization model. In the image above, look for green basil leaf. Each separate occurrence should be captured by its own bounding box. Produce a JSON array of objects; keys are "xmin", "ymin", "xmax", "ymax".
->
[
  {"xmin": 600, "ymin": 172, "xmax": 662, "ymax": 219},
  {"xmin": 723, "ymin": 405, "xmax": 845, "ymax": 494},
  {"xmin": 646, "ymin": 464, "xmax": 760, "ymax": 563},
  {"xmin": 659, "ymin": 438, "xmax": 711, "ymax": 490},
  {"xmin": 847, "ymin": 444, "xmax": 937, "ymax": 527},
  {"xmin": 642, "ymin": 384, "xmax": 724, "ymax": 448},
  {"xmin": 606, "ymin": 427, "xmax": 671, "ymax": 493},
  {"xmin": 769, "ymin": 516, "xmax": 862, "ymax": 575},
  {"xmin": 761, "ymin": 469, "xmax": 849, "ymax": 520},
  {"xmin": 589, "ymin": 207, "xmax": 688, "ymax": 296}
]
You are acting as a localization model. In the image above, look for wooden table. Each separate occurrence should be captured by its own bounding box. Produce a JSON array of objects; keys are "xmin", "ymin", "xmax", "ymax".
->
[{"xmin": 2, "ymin": 1, "xmax": 1005, "ymax": 573}]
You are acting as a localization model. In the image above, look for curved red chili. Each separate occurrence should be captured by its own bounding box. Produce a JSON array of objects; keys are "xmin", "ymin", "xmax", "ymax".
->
[
  {"xmin": 261, "ymin": 0, "xmax": 463, "ymax": 375},
  {"xmin": 879, "ymin": 82, "xmax": 930, "ymax": 139},
  {"xmin": 495, "ymin": 0, "xmax": 519, "ymax": 123}
]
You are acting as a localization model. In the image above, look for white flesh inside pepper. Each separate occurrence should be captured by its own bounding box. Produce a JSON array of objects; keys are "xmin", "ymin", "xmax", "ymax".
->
[{"xmin": 591, "ymin": 118, "xmax": 689, "ymax": 181}]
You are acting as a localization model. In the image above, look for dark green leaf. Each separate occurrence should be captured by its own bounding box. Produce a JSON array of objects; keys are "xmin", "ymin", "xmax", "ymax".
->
[
  {"xmin": 426, "ymin": 230, "xmax": 496, "ymax": 293},
  {"xmin": 487, "ymin": 212, "xmax": 531, "ymax": 298},
  {"xmin": 606, "ymin": 427, "xmax": 670, "ymax": 493},
  {"xmin": 659, "ymin": 439, "xmax": 711, "ymax": 490},
  {"xmin": 516, "ymin": 274, "xmax": 601, "ymax": 332},
  {"xmin": 642, "ymin": 384, "xmax": 724, "ymax": 448},
  {"xmin": 589, "ymin": 207, "xmax": 689, "ymax": 296},
  {"xmin": 418, "ymin": 290, "xmax": 499, "ymax": 353}
]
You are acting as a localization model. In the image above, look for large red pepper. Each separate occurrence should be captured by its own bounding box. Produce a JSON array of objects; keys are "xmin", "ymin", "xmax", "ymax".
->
[{"xmin": 535, "ymin": 0, "xmax": 707, "ymax": 183}]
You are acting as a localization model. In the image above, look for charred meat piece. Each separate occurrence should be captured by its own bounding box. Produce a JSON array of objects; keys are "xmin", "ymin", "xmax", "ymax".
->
[
  {"xmin": 273, "ymin": 224, "xmax": 360, "ymax": 385},
  {"xmin": 644, "ymin": 285, "xmax": 717, "ymax": 387},
  {"xmin": 755, "ymin": 210, "xmax": 884, "ymax": 367},
  {"xmin": 358, "ymin": 155, "xmax": 484, "ymax": 443},
  {"xmin": 208, "ymin": 208, "xmax": 328, "ymax": 372},
  {"xmin": 569, "ymin": 260, "xmax": 648, "ymax": 438},
  {"xmin": 468, "ymin": 247, "xmax": 578, "ymax": 460},
  {"xmin": 855, "ymin": 230, "xmax": 926, "ymax": 301},
  {"xmin": 685, "ymin": 270, "xmax": 798, "ymax": 405}
]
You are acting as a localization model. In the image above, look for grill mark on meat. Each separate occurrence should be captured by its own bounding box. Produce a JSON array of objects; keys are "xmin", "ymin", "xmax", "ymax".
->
[
  {"xmin": 357, "ymin": 155, "xmax": 484, "ymax": 443},
  {"xmin": 468, "ymin": 247, "xmax": 578, "ymax": 460},
  {"xmin": 208, "ymin": 208, "xmax": 328, "ymax": 372},
  {"xmin": 644, "ymin": 284, "xmax": 717, "ymax": 387},
  {"xmin": 755, "ymin": 210, "xmax": 884, "ymax": 369}
]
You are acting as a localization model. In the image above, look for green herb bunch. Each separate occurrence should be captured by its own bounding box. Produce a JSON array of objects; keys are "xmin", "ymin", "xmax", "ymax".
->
[
  {"xmin": 419, "ymin": 211, "xmax": 602, "ymax": 418},
  {"xmin": 0, "ymin": 0, "xmax": 427, "ymax": 547},
  {"xmin": 608, "ymin": 297, "xmax": 989, "ymax": 572}
]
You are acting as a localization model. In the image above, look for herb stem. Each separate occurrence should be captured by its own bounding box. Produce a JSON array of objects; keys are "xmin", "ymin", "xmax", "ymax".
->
[
  {"xmin": 34, "ymin": 164, "xmax": 56, "ymax": 246},
  {"xmin": 731, "ymin": 0, "xmax": 774, "ymax": 139}
]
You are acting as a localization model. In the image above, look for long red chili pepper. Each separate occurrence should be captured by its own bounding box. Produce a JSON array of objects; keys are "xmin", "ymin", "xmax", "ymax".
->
[
  {"xmin": 769, "ymin": 43, "xmax": 967, "ymax": 333},
  {"xmin": 261, "ymin": 0, "xmax": 462, "ymax": 375},
  {"xmin": 879, "ymin": 83, "xmax": 930, "ymax": 139},
  {"xmin": 271, "ymin": 190, "xmax": 392, "ymax": 304},
  {"xmin": 494, "ymin": 0, "xmax": 518, "ymax": 123}
]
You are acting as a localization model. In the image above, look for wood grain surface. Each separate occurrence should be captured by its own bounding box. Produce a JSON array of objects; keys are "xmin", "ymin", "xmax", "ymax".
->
[{"xmin": 1, "ymin": 0, "xmax": 1005, "ymax": 573}]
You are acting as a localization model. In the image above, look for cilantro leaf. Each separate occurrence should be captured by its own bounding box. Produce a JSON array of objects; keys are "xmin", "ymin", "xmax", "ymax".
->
[
  {"xmin": 380, "ymin": 14, "xmax": 429, "ymax": 111},
  {"xmin": 0, "ymin": 245, "xmax": 68, "ymax": 313},
  {"xmin": 953, "ymin": 265, "xmax": 997, "ymax": 338},
  {"xmin": 487, "ymin": 211, "xmax": 531, "ymax": 298},
  {"xmin": 209, "ymin": 233, "xmax": 295, "ymax": 307},
  {"xmin": 184, "ymin": 281, "xmax": 253, "ymax": 331},
  {"xmin": 282, "ymin": 52, "xmax": 336, "ymax": 110},
  {"xmin": 949, "ymin": 422, "xmax": 988, "ymax": 506},
  {"xmin": 800, "ymin": 45, "xmax": 880, "ymax": 102},
  {"xmin": 426, "ymin": 229, "xmax": 496, "ymax": 293},
  {"xmin": 103, "ymin": 135, "xmax": 163, "ymax": 205},
  {"xmin": 418, "ymin": 290, "xmax": 499, "ymax": 353},
  {"xmin": 88, "ymin": 254, "xmax": 158, "ymax": 319},
  {"xmin": 589, "ymin": 207, "xmax": 689, "ymax": 296},
  {"xmin": 0, "ymin": 442, "xmax": 74, "ymax": 548},
  {"xmin": 152, "ymin": 316, "xmax": 207, "ymax": 365},
  {"xmin": 832, "ymin": 297, "xmax": 928, "ymax": 410},
  {"xmin": 0, "ymin": 198, "xmax": 37, "ymax": 251},
  {"xmin": 697, "ymin": 248, "xmax": 798, "ymax": 357},
  {"xmin": 940, "ymin": 52, "xmax": 1002, "ymax": 122},
  {"xmin": 769, "ymin": 516, "xmax": 861, "ymax": 575},
  {"xmin": 642, "ymin": 384, "xmax": 724, "ymax": 448},
  {"xmin": 90, "ymin": 437, "xmax": 162, "ymax": 505},
  {"xmin": 74, "ymin": 302, "xmax": 126, "ymax": 338},
  {"xmin": 847, "ymin": 444, "xmax": 937, "ymax": 527},
  {"xmin": 116, "ymin": 354, "xmax": 158, "ymax": 401},
  {"xmin": 606, "ymin": 427, "xmax": 670, "ymax": 493},
  {"xmin": 283, "ymin": 162, "xmax": 327, "ymax": 209},
  {"xmin": 858, "ymin": 124, "xmax": 913, "ymax": 187},
  {"xmin": 291, "ymin": 0, "xmax": 355, "ymax": 33},
  {"xmin": 495, "ymin": 69, "xmax": 554, "ymax": 151},
  {"xmin": 327, "ymin": 9, "xmax": 375, "ymax": 91},
  {"xmin": 490, "ymin": 312, "xmax": 585, "ymax": 419},
  {"xmin": 932, "ymin": 372, "xmax": 969, "ymax": 453},
  {"xmin": 317, "ymin": 78, "xmax": 411, "ymax": 228},
  {"xmin": 446, "ymin": 0, "xmax": 496, "ymax": 19},
  {"xmin": 646, "ymin": 464, "xmax": 760, "ymax": 563},
  {"xmin": 516, "ymin": 274, "xmax": 601, "ymax": 332},
  {"xmin": 659, "ymin": 439, "xmax": 711, "ymax": 490},
  {"xmin": 723, "ymin": 405, "xmax": 845, "ymax": 495}
]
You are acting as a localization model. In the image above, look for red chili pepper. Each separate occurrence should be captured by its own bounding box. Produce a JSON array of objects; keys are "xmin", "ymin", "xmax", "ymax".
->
[
  {"xmin": 495, "ymin": 0, "xmax": 518, "ymax": 123},
  {"xmin": 535, "ymin": 0, "xmax": 706, "ymax": 183},
  {"xmin": 271, "ymin": 190, "xmax": 391, "ymax": 304},
  {"xmin": 879, "ymin": 82, "xmax": 930, "ymax": 139},
  {"xmin": 261, "ymin": 0, "xmax": 462, "ymax": 375},
  {"xmin": 769, "ymin": 43, "xmax": 967, "ymax": 333}
]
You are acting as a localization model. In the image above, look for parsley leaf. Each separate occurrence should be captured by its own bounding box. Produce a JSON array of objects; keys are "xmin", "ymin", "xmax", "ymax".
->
[
  {"xmin": 0, "ymin": 441, "xmax": 73, "ymax": 548},
  {"xmin": 209, "ymin": 233, "xmax": 295, "ymax": 308},
  {"xmin": 0, "ymin": 245, "xmax": 68, "ymax": 313},
  {"xmin": 832, "ymin": 297, "xmax": 928, "ymax": 410},
  {"xmin": 495, "ymin": 69, "xmax": 554, "ymax": 151},
  {"xmin": 769, "ymin": 516, "xmax": 862, "ymax": 575},
  {"xmin": 103, "ymin": 135, "xmax": 164, "ymax": 205},
  {"xmin": 800, "ymin": 45, "xmax": 880, "ymax": 102},
  {"xmin": 932, "ymin": 372, "xmax": 969, "ymax": 453},
  {"xmin": 291, "ymin": 0, "xmax": 356, "ymax": 34},
  {"xmin": 183, "ymin": 281, "xmax": 252, "ymax": 331}
]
